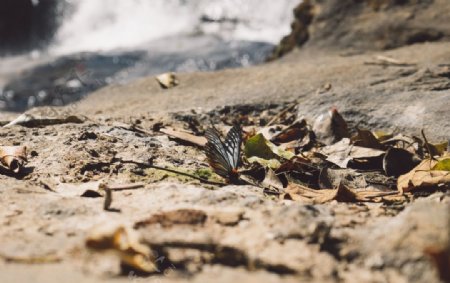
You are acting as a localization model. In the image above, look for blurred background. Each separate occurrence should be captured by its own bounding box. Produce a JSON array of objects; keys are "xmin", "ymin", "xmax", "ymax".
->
[{"xmin": 0, "ymin": 0, "xmax": 300, "ymax": 111}]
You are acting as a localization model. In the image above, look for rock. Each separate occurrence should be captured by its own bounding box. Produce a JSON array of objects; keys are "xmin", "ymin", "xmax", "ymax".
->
[
  {"xmin": 344, "ymin": 195, "xmax": 450, "ymax": 283},
  {"xmin": 270, "ymin": 0, "xmax": 450, "ymax": 59}
]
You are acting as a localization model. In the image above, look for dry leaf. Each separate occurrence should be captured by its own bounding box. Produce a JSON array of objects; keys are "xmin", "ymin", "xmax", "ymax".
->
[
  {"xmin": 160, "ymin": 127, "xmax": 207, "ymax": 147},
  {"xmin": 351, "ymin": 128, "xmax": 384, "ymax": 150},
  {"xmin": 261, "ymin": 168, "xmax": 284, "ymax": 192},
  {"xmin": 318, "ymin": 138, "xmax": 385, "ymax": 168},
  {"xmin": 397, "ymin": 159, "xmax": 450, "ymax": 193},
  {"xmin": 155, "ymin": 72, "xmax": 179, "ymax": 89},
  {"xmin": 3, "ymin": 108, "xmax": 86, "ymax": 127},
  {"xmin": 318, "ymin": 168, "xmax": 367, "ymax": 189},
  {"xmin": 86, "ymin": 225, "xmax": 157, "ymax": 273},
  {"xmin": 312, "ymin": 108, "xmax": 349, "ymax": 145},
  {"xmin": 383, "ymin": 148, "xmax": 421, "ymax": 177},
  {"xmin": 271, "ymin": 119, "xmax": 308, "ymax": 144},
  {"xmin": 0, "ymin": 146, "xmax": 27, "ymax": 173},
  {"xmin": 283, "ymin": 183, "xmax": 398, "ymax": 204}
]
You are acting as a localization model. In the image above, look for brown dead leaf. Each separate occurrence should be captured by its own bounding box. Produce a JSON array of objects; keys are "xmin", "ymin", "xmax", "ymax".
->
[
  {"xmin": 283, "ymin": 183, "xmax": 398, "ymax": 204},
  {"xmin": 318, "ymin": 138, "xmax": 385, "ymax": 168},
  {"xmin": 271, "ymin": 119, "xmax": 308, "ymax": 144},
  {"xmin": 351, "ymin": 128, "xmax": 384, "ymax": 150},
  {"xmin": 160, "ymin": 127, "xmax": 207, "ymax": 147},
  {"xmin": 86, "ymin": 225, "xmax": 156, "ymax": 273},
  {"xmin": 0, "ymin": 146, "xmax": 27, "ymax": 173},
  {"xmin": 397, "ymin": 159, "xmax": 450, "ymax": 193}
]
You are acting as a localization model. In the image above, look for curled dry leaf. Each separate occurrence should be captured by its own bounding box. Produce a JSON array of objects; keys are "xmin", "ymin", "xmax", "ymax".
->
[
  {"xmin": 312, "ymin": 108, "xmax": 349, "ymax": 145},
  {"xmin": 155, "ymin": 72, "xmax": 179, "ymax": 89},
  {"xmin": 397, "ymin": 159, "xmax": 450, "ymax": 193},
  {"xmin": 0, "ymin": 146, "xmax": 27, "ymax": 173},
  {"xmin": 86, "ymin": 225, "xmax": 157, "ymax": 273}
]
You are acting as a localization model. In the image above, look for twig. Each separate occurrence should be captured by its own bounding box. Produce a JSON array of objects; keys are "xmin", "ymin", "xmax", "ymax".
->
[
  {"xmin": 120, "ymin": 160, "xmax": 227, "ymax": 186},
  {"xmin": 103, "ymin": 188, "xmax": 112, "ymax": 211},
  {"xmin": 266, "ymin": 102, "xmax": 297, "ymax": 126},
  {"xmin": 421, "ymin": 129, "xmax": 437, "ymax": 160},
  {"xmin": 105, "ymin": 183, "xmax": 145, "ymax": 191}
]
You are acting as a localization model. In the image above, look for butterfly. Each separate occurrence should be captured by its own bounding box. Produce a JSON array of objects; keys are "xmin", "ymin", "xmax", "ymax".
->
[{"xmin": 204, "ymin": 125, "xmax": 242, "ymax": 183}]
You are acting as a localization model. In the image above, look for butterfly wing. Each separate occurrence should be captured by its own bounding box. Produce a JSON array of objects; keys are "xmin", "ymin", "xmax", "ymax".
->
[
  {"xmin": 224, "ymin": 125, "xmax": 242, "ymax": 169},
  {"xmin": 205, "ymin": 127, "xmax": 233, "ymax": 178},
  {"xmin": 205, "ymin": 125, "xmax": 242, "ymax": 179}
]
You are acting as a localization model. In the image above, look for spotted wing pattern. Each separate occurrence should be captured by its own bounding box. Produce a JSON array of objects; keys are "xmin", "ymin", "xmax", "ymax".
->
[{"xmin": 205, "ymin": 125, "xmax": 242, "ymax": 178}]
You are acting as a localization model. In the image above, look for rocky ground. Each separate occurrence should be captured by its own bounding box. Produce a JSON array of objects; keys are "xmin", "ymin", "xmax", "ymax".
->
[{"xmin": 1, "ymin": 1, "xmax": 450, "ymax": 283}]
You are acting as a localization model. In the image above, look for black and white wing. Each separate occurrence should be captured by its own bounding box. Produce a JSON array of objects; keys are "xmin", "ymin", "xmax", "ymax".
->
[
  {"xmin": 205, "ymin": 127, "xmax": 233, "ymax": 178},
  {"xmin": 223, "ymin": 125, "xmax": 242, "ymax": 169},
  {"xmin": 204, "ymin": 125, "xmax": 242, "ymax": 178}
]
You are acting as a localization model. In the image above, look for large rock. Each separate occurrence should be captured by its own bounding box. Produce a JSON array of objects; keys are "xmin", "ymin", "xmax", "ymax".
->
[{"xmin": 270, "ymin": 0, "xmax": 450, "ymax": 59}]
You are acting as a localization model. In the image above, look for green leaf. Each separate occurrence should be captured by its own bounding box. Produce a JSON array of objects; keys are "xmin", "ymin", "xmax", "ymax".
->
[
  {"xmin": 244, "ymin": 133, "xmax": 295, "ymax": 160},
  {"xmin": 432, "ymin": 158, "xmax": 450, "ymax": 171},
  {"xmin": 247, "ymin": 156, "xmax": 281, "ymax": 169}
]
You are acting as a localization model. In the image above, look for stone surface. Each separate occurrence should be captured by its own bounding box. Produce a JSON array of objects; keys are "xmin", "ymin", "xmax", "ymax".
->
[{"xmin": 270, "ymin": 0, "xmax": 450, "ymax": 59}]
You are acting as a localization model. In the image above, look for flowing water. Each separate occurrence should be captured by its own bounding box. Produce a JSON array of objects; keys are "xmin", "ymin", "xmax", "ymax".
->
[{"xmin": 0, "ymin": 0, "xmax": 300, "ymax": 111}]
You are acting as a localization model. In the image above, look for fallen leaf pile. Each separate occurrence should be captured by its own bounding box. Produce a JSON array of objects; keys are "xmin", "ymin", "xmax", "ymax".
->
[{"xmin": 162, "ymin": 107, "xmax": 449, "ymax": 204}]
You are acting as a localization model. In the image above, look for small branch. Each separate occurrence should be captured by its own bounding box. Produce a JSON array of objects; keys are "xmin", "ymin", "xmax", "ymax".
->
[
  {"xmin": 421, "ymin": 129, "xmax": 437, "ymax": 160},
  {"xmin": 266, "ymin": 102, "xmax": 297, "ymax": 126},
  {"xmin": 120, "ymin": 160, "xmax": 227, "ymax": 186},
  {"xmin": 104, "ymin": 183, "xmax": 145, "ymax": 191}
]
